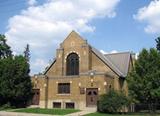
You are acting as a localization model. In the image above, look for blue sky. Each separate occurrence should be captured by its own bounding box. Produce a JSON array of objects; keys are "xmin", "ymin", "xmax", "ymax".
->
[{"xmin": 0, "ymin": 0, "xmax": 160, "ymax": 74}]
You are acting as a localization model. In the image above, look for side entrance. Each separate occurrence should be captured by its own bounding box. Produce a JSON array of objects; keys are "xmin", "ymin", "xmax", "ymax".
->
[
  {"xmin": 32, "ymin": 89, "xmax": 40, "ymax": 105},
  {"xmin": 86, "ymin": 88, "xmax": 98, "ymax": 107}
]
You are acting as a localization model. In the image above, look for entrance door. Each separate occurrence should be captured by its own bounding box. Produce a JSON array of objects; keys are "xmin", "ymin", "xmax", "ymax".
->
[
  {"xmin": 32, "ymin": 89, "xmax": 40, "ymax": 105},
  {"xmin": 86, "ymin": 88, "xmax": 98, "ymax": 107}
]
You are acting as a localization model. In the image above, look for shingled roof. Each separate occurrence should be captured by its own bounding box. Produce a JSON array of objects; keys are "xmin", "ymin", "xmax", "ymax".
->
[
  {"xmin": 104, "ymin": 52, "xmax": 131, "ymax": 77},
  {"xmin": 91, "ymin": 47, "xmax": 131, "ymax": 77}
]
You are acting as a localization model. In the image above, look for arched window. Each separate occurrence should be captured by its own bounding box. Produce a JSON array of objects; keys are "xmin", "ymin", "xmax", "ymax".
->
[{"xmin": 66, "ymin": 53, "xmax": 79, "ymax": 75}]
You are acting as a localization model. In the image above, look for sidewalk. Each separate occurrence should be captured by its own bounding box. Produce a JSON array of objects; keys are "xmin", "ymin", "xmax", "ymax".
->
[
  {"xmin": 0, "ymin": 111, "xmax": 59, "ymax": 116},
  {"xmin": 65, "ymin": 107, "xmax": 97, "ymax": 116}
]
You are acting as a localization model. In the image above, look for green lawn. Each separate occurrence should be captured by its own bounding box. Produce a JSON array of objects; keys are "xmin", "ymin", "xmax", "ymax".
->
[
  {"xmin": 12, "ymin": 108, "xmax": 80, "ymax": 115},
  {"xmin": 84, "ymin": 112, "xmax": 160, "ymax": 116}
]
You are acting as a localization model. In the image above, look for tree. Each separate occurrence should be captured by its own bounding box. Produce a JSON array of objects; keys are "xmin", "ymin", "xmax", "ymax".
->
[
  {"xmin": 127, "ymin": 48, "xmax": 160, "ymax": 113},
  {"xmin": 0, "ymin": 36, "xmax": 32, "ymax": 108},
  {"xmin": 155, "ymin": 37, "xmax": 160, "ymax": 51},
  {"xmin": 12, "ymin": 55, "xmax": 32, "ymax": 107},
  {"xmin": 0, "ymin": 34, "xmax": 12, "ymax": 59},
  {"xmin": 24, "ymin": 44, "xmax": 30, "ymax": 62},
  {"xmin": 0, "ymin": 56, "xmax": 32, "ymax": 107},
  {"xmin": 98, "ymin": 90, "xmax": 129, "ymax": 113},
  {"xmin": 0, "ymin": 57, "xmax": 13, "ymax": 106}
]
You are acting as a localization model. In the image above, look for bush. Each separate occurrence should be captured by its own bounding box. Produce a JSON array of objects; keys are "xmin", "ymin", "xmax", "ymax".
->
[
  {"xmin": 0, "ymin": 102, "xmax": 15, "ymax": 110},
  {"xmin": 98, "ymin": 90, "xmax": 129, "ymax": 113}
]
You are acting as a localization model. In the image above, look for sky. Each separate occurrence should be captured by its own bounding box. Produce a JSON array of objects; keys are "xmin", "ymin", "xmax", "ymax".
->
[{"xmin": 0, "ymin": 0, "xmax": 160, "ymax": 75}]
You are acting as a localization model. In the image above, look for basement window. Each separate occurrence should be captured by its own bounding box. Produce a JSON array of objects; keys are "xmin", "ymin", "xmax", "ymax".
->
[
  {"xmin": 53, "ymin": 102, "xmax": 61, "ymax": 108},
  {"xmin": 66, "ymin": 102, "xmax": 75, "ymax": 109}
]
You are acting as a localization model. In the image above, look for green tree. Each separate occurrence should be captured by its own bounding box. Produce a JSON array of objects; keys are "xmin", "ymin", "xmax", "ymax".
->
[
  {"xmin": 0, "ymin": 57, "xmax": 13, "ymax": 105},
  {"xmin": 127, "ymin": 48, "xmax": 160, "ymax": 113},
  {"xmin": 98, "ymin": 90, "xmax": 129, "ymax": 113},
  {"xmin": 24, "ymin": 44, "xmax": 30, "ymax": 62},
  {"xmin": 0, "ymin": 34, "xmax": 12, "ymax": 59},
  {"xmin": 0, "ymin": 36, "xmax": 32, "ymax": 108},
  {"xmin": 155, "ymin": 37, "xmax": 160, "ymax": 51},
  {"xmin": 0, "ymin": 56, "xmax": 32, "ymax": 107}
]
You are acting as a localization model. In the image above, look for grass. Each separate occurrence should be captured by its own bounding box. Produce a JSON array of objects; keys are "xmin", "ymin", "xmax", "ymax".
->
[
  {"xmin": 84, "ymin": 112, "xmax": 160, "ymax": 116},
  {"xmin": 12, "ymin": 108, "xmax": 80, "ymax": 115},
  {"xmin": 0, "ymin": 108, "xmax": 12, "ymax": 111}
]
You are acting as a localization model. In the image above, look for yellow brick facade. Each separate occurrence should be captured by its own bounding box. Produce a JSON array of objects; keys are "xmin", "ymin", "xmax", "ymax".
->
[{"xmin": 31, "ymin": 31, "xmax": 133, "ymax": 110}]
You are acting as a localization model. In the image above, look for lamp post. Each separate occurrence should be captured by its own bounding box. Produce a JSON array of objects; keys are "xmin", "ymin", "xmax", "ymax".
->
[
  {"xmin": 89, "ymin": 70, "xmax": 95, "ymax": 87},
  {"xmin": 34, "ymin": 75, "xmax": 39, "ymax": 88}
]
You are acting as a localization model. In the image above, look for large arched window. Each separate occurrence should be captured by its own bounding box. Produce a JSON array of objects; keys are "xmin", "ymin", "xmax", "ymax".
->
[{"xmin": 66, "ymin": 53, "xmax": 79, "ymax": 75}]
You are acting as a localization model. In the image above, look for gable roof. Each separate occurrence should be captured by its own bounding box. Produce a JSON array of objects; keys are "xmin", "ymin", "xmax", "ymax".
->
[
  {"xmin": 44, "ymin": 47, "xmax": 131, "ymax": 77},
  {"xmin": 44, "ymin": 58, "xmax": 56, "ymax": 74},
  {"xmin": 61, "ymin": 30, "xmax": 86, "ymax": 45},
  {"xmin": 91, "ymin": 47, "xmax": 131, "ymax": 77},
  {"xmin": 104, "ymin": 52, "xmax": 131, "ymax": 77},
  {"xmin": 43, "ymin": 31, "xmax": 132, "ymax": 77}
]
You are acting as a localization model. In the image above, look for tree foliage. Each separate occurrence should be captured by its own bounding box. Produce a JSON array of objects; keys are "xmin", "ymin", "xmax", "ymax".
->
[
  {"xmin": 0, "ymin": 34, "xmax": 12, "ymax": 59},
  {"xmin": 98, "ymin": 90, "xmax": 129, "ymax": 113},
  {"xmin": 155, "ymin": 37, "xmax": 160, "ymax": 51},
  {"xmin": 0, "ymin": 35, "xmax": 32, "ymax": 108},
  {"xmin": 127, "ymin": 48, "xmax": 160, "ymax": 112},
  {"xmin": 24, "ymin": 44, "xmax": 30, "ymax": 62}
]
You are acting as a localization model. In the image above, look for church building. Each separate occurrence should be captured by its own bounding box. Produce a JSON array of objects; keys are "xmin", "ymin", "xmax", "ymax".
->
[{"xmin": 31, "ymin": 31, "xmax": 133, "ymax": 110}]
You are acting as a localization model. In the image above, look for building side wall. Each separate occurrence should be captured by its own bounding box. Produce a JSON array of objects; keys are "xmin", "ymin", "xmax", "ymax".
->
[{"xmin": 31, "ymin": 77, "xmax": 46, "ymax": 103}]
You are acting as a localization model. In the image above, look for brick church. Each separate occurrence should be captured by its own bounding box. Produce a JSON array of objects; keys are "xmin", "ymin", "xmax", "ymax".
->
[{"xmin": 31, "ymin": 31, "xmax": 133, "ymax": 110}]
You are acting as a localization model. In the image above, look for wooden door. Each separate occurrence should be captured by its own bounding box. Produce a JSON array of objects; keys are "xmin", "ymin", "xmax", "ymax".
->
[
  {"xmin": 32, "ymin": 89, "xmax": 40, "ymax": 105},
  {"xmin": 86, "ymin": 88, "xmax": 98, "ymax": 107}
]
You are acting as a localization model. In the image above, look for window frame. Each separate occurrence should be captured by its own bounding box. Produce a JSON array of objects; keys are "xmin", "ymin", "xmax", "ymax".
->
[
  {"xmin": 66, "ymin": 53, "xmax": 79, "ymax": 76},
  {"xmin": 58, "ymin": 83, "xmax": 70, "ymax": 94},
  {"xmin": 53, "ymin": 102, "xmax": 61, "ymax": 108},
  {"xmin": 65, "ymin": 102, "xmax": 75, "ymax": 109}
]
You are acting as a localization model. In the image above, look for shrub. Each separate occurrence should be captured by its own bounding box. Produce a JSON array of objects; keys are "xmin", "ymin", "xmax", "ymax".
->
[
  {"xmin": 98, "ymin": 90, "xmax": 129, "ymax": 113},
  {"xmin": 0, "ymin": 102, "xmax": 15, "ymax": 110}
]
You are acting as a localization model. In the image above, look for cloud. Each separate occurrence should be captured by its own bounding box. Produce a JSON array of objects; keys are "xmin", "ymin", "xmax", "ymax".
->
[
  {"xmin": 110, "ymin": 50, "xmax": 118, "ymax": 54},
  {"xmin": 28, "ymin": 0, "xmax": 37, "ymax": 6},
  {"xmin": 100, "ymin": 50, "xmax": 108, "ymax": 54},
  {"xmin": 31, "ymin": 58, "xmax": 49, "ymax": 74},
  {"xmin": 135, "ymin": 52, "xmax": 139, "ymax": 60},
  {"xmin": 5, "ymin": 0, "xmax": 120, "ymax": 75},
  {"xmin": 134, "ymin": 0, "xmax": 160, "ymax": 34},
  {"xmin": 100, "ymin": 50, "xmax": 118, "ymax": 54}
]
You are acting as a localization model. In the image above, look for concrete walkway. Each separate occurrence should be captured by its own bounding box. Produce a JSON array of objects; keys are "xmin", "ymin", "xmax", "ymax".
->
[
  {"xmin": 65, "ymin": 107, "xmax": 97, "ymax": 116},
  {"xmin": 0, "ymin": 108, "xmax": 96, "ymax": 116},
  {"xmin": 0, "ymin": 111, "xmax": 59, "ymax": 116}
]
